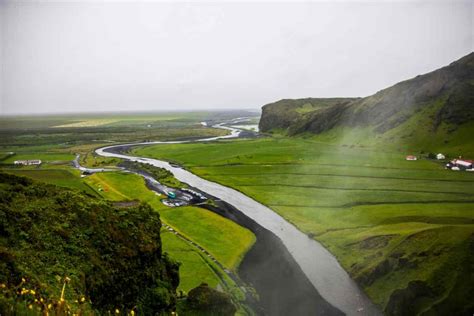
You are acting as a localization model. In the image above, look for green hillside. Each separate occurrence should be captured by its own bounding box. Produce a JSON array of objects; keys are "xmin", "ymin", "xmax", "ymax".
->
[
  {"xmin": 259, "ymin": 52, "xmax": 474, "ymax": 156},
  {"xmin": 0, "ymin": 172, "xmax": 179, "ymax": 315}
]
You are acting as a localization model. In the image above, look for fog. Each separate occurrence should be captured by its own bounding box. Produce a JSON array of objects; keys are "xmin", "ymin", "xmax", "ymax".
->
[{"xmin": 0, "ymin": 1, "xmax": 472, "ymax": 115}]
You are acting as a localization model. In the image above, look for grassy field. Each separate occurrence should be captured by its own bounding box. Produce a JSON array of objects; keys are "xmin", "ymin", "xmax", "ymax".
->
[
  {"xmin": 1, "ymin": 166, "xmax": 254, "ymax": 301},
  {"xmin": 3, "ymin": 169, "xmax": 97, "ymax": 196},
  {"xmin": 84, "ymin": 172, "xmax": 255, "ymax": 270},
  {"xmin": 0, "ymin": 111, "xmax": 259, "ymax": 314},
  {"xmin": 133, "ymin": 137, "xmax": 474, "ymax": 312},
  {"xmin": 2, "ymin": 152, "xmax": 75, "ymax": 164},
  {"xmin": 161, "ymin": 230, "xmax": 221, "ymax": 292},
  {"xmin": 0, "ymin": 112, "xmax": 252, "ymax": 153}
]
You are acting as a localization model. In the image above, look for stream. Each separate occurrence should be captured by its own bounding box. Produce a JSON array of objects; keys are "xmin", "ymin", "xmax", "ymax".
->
[{"xmin": 95, "ymin": 119, "xmax": 381, "ymax": 316}]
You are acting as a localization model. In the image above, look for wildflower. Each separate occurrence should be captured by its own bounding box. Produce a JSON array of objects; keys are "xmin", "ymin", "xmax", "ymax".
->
[
  {"xmin": 80, "ymin": 296, "xmax": 86, "ymax": 303},
  {"xmin": 28, "ymin": 304, "xmax": 33, "ymax": 310},
  {"xmin": 48, "ymin": 303, "xmax": 53, "ymax": 309},
  {"xmin": 22, "ymin": 278, "xmax": 26, "ymax": 283},
  {"xmin": 115, "ymin": 308, "xmax": 120, "ymax": 314},
  {"xmin": 30, "ymin": 289, "xmax": 36, "ymax": 295},
  {"xmin": 0, "ymin": 283, "xmax": 6, "ymax": 288},
  {"xmin": 40, "ymin": 298, "xmax": 44, "ymax": 302},
  {"xmin": 130, "ymin": 311, "xmax": 135, "ymax": 316}
]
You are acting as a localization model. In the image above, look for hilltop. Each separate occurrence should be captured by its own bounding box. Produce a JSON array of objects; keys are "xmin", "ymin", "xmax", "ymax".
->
[{"xmin": 260, "ymin": 52, "xmax": 474, "ymax": 155}]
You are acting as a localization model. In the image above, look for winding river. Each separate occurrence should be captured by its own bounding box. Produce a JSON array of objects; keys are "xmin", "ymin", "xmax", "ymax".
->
[{"xmin": 96, "ymin": 120, "xmax": 381, "ymax": 316}]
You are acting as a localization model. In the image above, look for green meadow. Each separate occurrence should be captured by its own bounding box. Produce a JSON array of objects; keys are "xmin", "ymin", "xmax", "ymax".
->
[
  {"xmin": 84, "ymin": 171, "xmax": 255, "ymax": 300},
  {"xmin": 84, "ymin": 172, "xmax": 255, "ymax": 270},
  {"xmin": 0, "ymin": 112, "xmax": 258, "ymax": 308},
  {"xmin": 133, "ymin": 137, "xmax": 474, "ymax": 311},
  {"xmin": 3, "ymin": 169, "xmax": 97, "ymax": 196}
]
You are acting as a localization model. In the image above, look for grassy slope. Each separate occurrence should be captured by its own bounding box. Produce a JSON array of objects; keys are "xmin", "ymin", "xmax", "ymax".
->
[
  {"xmin": 133, "ymin": 137, "xmax": 474, "ymax": 313},
  {"xmin": 0, "ymin": 173, "xmax": 179, "ymax": 314},
  {"xmin": 3, "ymin": 169, "xmax": 97, "ymax": 196},
  {"xmin": 84, "ymin": 172, "xmax": 255, "ymax": 286}
]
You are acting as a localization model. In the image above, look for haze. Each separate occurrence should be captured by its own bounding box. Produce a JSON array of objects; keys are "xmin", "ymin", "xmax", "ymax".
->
[{"xmin": 0, "ymin": 1, "xmax": 472, "ymax": 115}]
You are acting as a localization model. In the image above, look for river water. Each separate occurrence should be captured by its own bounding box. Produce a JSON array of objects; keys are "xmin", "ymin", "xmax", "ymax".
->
[{"xmin": 95, "ymin": 121, "xmax": 381, "ymax": 316}]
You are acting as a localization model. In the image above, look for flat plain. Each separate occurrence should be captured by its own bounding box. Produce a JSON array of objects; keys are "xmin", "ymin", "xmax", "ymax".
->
[{"xmin": 133, "ymin": 137, "xmax": 474, "ymax": 311}]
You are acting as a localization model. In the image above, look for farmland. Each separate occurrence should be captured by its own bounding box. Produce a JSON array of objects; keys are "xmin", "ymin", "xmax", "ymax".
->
[
  {"xmin": 3, "ymin": 169, "xmax": 97, "ymax": 196},
  {"xmin": 84, "ymin": 172, "xmax": 255, "ymax": 271},
  {"xmin": 0, "ymin": 111, "xmax": 258, "ymax": 310},
  {"xmin": 133, "ymin": 137, "xmax": 474, "ymax": 312}
]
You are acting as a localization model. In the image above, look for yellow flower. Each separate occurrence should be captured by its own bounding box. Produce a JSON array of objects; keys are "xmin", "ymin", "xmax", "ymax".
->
[
  {"xmin": 22, "ymin": 278, "xmax": 26, "ymax": 283},
  {"xmin": 115, "ymin": 308, "xmax": 120, "ymax": 314},
  {"xmin": 130, "ymin": 311, "xmax": 135, "ymax": 316},
  {"xmin": 40, "ymin": 298, "xmax": 44, "ymax": 302},
  {"xmin": 80, "ymin": 296, "xmax": 86, "ymax": 302},
  {"xmin": 0, "ymin": 283, "xmax": 6, "ymax": 288},
  {"xmin": 28, "ymin": 304, "xmax": 33, "ymax": 310},
  {"xmin": 30, "ymin": 289, "xmax": 36, "ymax": 295},
  {"xmin": 48, "ymin": 303, "xmax": 53, "ymax": 309}
]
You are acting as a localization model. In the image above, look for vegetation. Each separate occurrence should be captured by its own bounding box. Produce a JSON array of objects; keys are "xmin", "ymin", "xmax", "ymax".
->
[
  {"xmin": 0, "ymin": 111, "xmax": 248, "ymax": 152},
  {"xmin": 121, "ymin": 161, "xmax": 184, "ymax": 188},
  {"xmin": 84, "ymin": 172, "xmax": 255, "ymax": 271},
  {"xmin": 259, "ymin": 53, "xmax": 474, "ymax": 156},
  {"xmin": 133, "ymin": 137, "xmax": 474, "ymax": 314},
  {"xmin": 2, "ymin": 169, "xmax": 97, "ymax": 196},
  {"xmin": 179, "ymin": 283, "xmax": 237, "ymax": 316},
  {"xmin": 0, "ymin": 172, "xmax": 179, "ymax": 315}
]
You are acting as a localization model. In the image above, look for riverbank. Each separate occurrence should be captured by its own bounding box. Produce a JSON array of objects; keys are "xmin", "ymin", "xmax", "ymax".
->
[
  {"xmin": 104, "ymin": 143, "xmax": 343, "ymax": 314},
  {"xmin": 97, "ymin": 131, "xmax": 381, "ymax": 315}
]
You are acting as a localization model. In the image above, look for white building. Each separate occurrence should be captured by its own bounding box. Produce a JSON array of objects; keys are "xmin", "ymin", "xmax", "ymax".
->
[
  {"xmin": 436, "ymin": 153, "xmax": 446, "ymax": 160},
  {"xmin": 14, "ymin": 160, "xmax": 42, "ymax": 166}
]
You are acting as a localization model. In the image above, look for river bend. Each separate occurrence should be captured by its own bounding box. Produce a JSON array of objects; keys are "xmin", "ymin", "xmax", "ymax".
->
[{"xmin": 95, "ymin": 122, "xmax": 380, "ymax": 316}]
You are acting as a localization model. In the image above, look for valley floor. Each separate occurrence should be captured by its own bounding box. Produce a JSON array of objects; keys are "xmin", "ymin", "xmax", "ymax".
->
[
  {"xmin": 132, "ymin": 137, "xmax": 474, "ymax": 314},
  {"xmin": 0, "ymin": 112, "xmax": 258, "ymax": 314}
]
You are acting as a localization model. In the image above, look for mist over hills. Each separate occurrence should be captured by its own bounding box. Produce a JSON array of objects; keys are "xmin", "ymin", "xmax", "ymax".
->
[{"xmin": 259, "ymin": 52, "xmax": 474, "ymax": 153}]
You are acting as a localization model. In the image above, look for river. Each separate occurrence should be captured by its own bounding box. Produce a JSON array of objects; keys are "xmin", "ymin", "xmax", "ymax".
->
[{"xmin": 95, "ymin": 120, "xmax": 381, "ymax": 316}]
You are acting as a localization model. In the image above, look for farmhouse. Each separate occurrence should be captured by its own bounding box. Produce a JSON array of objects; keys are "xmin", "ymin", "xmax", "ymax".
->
[
  {"xmin": 406, "ymin": 155, "xmax": 417, "ymax": 161},
  {"xmin": 14, "ymin": 159, "xmax": 42, "ymax": 166},
  {"xmin": 446, "ymin": 159, "xmax": 473, "ymax": 171}
]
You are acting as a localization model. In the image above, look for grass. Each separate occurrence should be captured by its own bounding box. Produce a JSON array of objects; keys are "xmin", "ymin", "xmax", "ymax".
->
[
  {"xmin": 2, "ymin": 152, "xmax": 75, "ymax": 164},
  {"xmin": 3, "ymin": 169, "xmax": 97, "ymax": 196},
  {"xmin": 132, "ymin": 137, "xmax": 474, "ymax": 313},
  {"xmin": 161, "ymin": 230, "xmax": 221, "ymax": 292},
  {"xmin": 84, "ymin": 171, "xmax": 255, "ymax": 268}
]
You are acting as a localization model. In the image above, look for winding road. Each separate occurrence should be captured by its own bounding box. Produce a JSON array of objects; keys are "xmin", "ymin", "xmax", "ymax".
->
[{"xmin": 95, "ymin": 119, "xmax": 381, "ymax": 316}]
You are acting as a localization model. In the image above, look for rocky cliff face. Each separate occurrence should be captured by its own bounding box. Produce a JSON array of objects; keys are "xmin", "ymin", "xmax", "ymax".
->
[{"xmin": 259, "ymin": 52, "xmax": 474, "ymax": 136}]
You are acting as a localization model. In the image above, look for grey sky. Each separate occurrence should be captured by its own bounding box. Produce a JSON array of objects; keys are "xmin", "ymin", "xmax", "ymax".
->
[{"xmin": 0, "ymin": 1, "xmax": 472, "ymax": 115}]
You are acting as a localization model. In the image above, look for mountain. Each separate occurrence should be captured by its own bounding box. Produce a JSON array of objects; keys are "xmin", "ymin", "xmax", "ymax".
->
[{"xmin": 259, "ymin": 52, "xmax": 474, "ymax": 154}]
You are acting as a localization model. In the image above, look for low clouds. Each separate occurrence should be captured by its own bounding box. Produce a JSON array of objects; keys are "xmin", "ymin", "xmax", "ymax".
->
[{"xmin": 1, "ymin": 1, "xmax": 472, "ymax": 114}]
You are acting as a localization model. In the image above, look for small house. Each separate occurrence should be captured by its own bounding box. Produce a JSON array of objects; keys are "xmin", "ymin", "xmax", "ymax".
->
[
  {"xmin": 406, "ymin": 155, "xmax": 417, "ymax": 161},
  {"xmin": 436, "ymin": 153, "xmax": 446, "ymax": 160},
  {"xmin": 446, "ymin": 159, "xmax": 473, "ymax": 171}
]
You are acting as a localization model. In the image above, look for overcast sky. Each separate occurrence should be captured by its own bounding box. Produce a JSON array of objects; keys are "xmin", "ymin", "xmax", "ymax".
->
[{"xmin": 0, "ymin": 1, "xmax": 472, "ymax": 115}]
